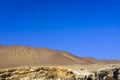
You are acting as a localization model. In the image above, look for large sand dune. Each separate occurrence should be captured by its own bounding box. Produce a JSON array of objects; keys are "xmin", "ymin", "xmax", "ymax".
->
[{"xmin": 0, "ymin": 46, "xmax": 120, "ymax": 69}]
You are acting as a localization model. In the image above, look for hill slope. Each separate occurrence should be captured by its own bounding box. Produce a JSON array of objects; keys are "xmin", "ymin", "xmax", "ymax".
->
[{"xmin": 0, "ymin": 46, "xmax": 120, "ymax": 68}]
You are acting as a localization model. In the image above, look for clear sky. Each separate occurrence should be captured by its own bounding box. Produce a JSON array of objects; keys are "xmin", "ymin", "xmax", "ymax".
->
[{"xmin": 0, "ymin": 0, "xmax": 120, "ymax": 60}]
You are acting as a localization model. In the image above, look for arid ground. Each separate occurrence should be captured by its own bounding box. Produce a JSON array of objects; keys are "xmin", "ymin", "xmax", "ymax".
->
[
  {"xmin": 0, "ymin": 46, "xmax": 120, "ymax": 69},
  {"xmin": 0, "ymin": 46, "xmax": 120, "ymax": 80}
]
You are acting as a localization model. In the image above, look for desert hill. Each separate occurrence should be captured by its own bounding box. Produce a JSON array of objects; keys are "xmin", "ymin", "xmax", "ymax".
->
[{"xmin": 0, "ymin": 46, "xmax": 120, "ymax": 69}]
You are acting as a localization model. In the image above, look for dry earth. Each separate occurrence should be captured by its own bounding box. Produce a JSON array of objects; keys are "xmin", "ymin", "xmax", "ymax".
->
[
  {"xmin": 0, "ymin": 46, "xmax": 120, "ymax": 69},
  {"xmin": 0, "ymin": 64, "xmax": 120, "ymax": 80},
  {"xmin": 0, "ymin": 46, "xmax": 120, "ymax": 80}
]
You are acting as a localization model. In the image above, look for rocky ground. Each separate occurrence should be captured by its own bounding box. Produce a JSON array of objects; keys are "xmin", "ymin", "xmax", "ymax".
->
[
  {"xmin": 0, "ymin": 66, "xmax": 76, "ymax": 80},
  {"xmin": 0, "ymin": 64, "xmax": 120, "ymax": 80}
]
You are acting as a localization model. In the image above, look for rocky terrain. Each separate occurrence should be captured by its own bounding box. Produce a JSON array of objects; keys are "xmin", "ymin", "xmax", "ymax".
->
[
  {"xmin": 0, "ymin": 66, "xmax": 76, "ymax": 80},
  {"xmin": 0, "ymin": 64, "xmax": 120, "ymax": 80}
]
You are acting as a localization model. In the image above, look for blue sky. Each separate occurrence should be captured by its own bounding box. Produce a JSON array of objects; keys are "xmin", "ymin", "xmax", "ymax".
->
[{"xmin": 0, "ymin": 0, "xmax": 120, "ymax": 60}]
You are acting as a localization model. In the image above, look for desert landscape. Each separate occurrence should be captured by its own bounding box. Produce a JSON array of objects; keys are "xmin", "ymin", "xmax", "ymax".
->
[
  {"xmin": 1, "ymin": 0, "xmax": 120, "ymax": 79},
  {"xmin": 0, "ymin": 46, "xmax": 120, "ymax": 80}
]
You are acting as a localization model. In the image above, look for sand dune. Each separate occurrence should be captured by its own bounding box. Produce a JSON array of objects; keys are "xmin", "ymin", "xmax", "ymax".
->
[{"xmin": 0, "ymin": 46, "xmax": 120, "ymax": 69}]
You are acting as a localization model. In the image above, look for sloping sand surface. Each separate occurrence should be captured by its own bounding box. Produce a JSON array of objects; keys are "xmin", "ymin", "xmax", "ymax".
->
[{"xmin": 0, "ymin": 46, "xmax": 120, "ymax": 69}]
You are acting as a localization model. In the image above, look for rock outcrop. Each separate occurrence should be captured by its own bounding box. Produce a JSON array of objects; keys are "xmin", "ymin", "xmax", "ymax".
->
[
  {"xmin": 74, "ymin": 64, "xmax": 120, "ymax": 80},
  {"xmin": 0, "ymin": 67, "xmax": 76, "ymax": 80},
  {"xmin": 0, "ymin": 64, "xmax": 120, "ymax": 80}
]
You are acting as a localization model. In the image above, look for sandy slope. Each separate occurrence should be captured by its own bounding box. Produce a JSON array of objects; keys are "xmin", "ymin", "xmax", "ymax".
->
[{"xmin": 0, "ymin": 46, "xmax": 120, "ymax": 69}]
